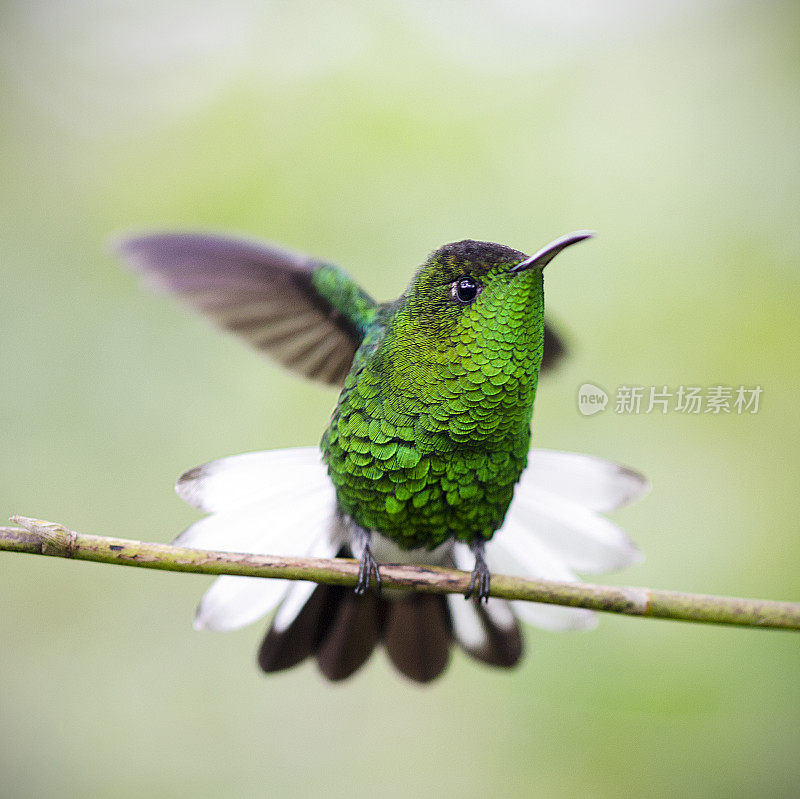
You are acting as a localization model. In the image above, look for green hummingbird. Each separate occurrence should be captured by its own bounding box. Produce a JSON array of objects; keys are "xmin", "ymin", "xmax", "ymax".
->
[{"xmin": 117, "ymin": 231, "xmax": 647, "ymax": 682}]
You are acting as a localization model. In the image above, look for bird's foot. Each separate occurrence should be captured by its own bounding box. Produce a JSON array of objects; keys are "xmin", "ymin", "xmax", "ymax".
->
[
  {"xmin": 464, "ymin": 538, "xmax": 491, "ymax": 603},
  {"xmin": 354, "ymin": 527, "xmax": 381, "ymax": 595}
]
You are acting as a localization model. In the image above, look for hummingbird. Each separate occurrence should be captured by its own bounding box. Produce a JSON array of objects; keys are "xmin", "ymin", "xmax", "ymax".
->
[{"xmin": 117, "ymin": 231, "xmax": 647, "ymax": 682}]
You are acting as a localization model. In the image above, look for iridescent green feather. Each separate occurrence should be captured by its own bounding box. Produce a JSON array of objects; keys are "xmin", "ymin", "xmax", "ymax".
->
[
  {"xmin": 320, "ymin": 242, "xmax": 545, "ymax": 550},
  {"xmin": 311, "ymin": 264, "xmax": 379, "ymax": 339}
]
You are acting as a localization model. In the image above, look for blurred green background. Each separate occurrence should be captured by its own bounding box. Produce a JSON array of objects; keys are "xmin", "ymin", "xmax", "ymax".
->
[{"xmin": 1, "ymin": 2, "xmax": 798, "ymax": 797}]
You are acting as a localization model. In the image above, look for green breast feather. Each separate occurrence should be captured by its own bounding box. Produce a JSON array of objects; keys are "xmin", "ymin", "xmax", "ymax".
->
[{"xmin": 317, "ymin": 242, "xmax": 545, "ymax": 549}]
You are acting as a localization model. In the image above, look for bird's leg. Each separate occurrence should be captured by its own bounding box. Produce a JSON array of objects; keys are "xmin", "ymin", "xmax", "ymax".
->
[
  {"xmin": 353, "ymin": 525, "xmax": 382, "ymax": 596},
  {"xmin": 464, "ymin": 537, "xmax": 491, "ymax": 603}
]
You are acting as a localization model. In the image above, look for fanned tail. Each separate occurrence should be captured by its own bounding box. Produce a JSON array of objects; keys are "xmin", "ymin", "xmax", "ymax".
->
[
  {"xmin": 175, "ymin": 445, "xmax": 647, "ymax": 683},
  {"xmin": 257, "ymin": 557, "xmax": 522, "ymax": 683}
]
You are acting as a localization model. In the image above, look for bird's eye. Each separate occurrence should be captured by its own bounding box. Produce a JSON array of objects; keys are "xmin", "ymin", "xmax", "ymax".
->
[{"xmin": 451, "ymin": 276, "xmax": 482, "ymax": 304}]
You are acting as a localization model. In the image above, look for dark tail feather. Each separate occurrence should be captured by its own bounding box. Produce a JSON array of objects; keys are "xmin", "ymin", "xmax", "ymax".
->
[
  {"xmin": 541, "ymin": 320, "xmax": 567, "ymax": 372},
  {"xmin": 383, "ymin": 594, "xmax": 451, "ymax": 683},
  {"xmin": 258, "ymin": 583, "xmax": 336, "ymax": 673},
  {"xmin": 460, "ymin": 600, "xmax": 524, "ymax": 668},
  {"xmin": 258, "ymin": 583, "xmax": 382, "ymax": 681},
  {"xmin": 258, "ymin": 586, "xmax": 522, "ymax": 682},
  {"xmin": 315, "ymin": 589, "xmax": 382, "ymax": 681}
]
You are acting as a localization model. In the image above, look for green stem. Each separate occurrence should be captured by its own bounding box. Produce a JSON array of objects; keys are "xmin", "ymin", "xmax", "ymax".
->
[{"xmin": 2, "ymin": 516, "xmax": 799, "ymax": 631}]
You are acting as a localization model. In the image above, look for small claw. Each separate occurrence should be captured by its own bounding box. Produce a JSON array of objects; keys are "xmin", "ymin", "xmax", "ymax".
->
[
  {"xmin": 464, "ymin": 578, "xmax": 476, "ymax": 601},
  {"xmin": 372, "ymin": 556, "xmax": 382, "ymax": 594},
  {"xmin": 355, "ymin": 557, "xmax": 368, "ymax": 595},
  {"xmin": 464, "ymin": 538, "xmax": 491, "ymax": 603},
  {"xmin": 354, "ymin": 528, "xmax": 381, "ymax": 596}
]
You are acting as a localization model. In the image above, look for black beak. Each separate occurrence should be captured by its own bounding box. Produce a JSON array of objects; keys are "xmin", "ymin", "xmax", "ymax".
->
[{"xmin": 509, "ymin": 230, "xmax": 594, "ymax": 274}]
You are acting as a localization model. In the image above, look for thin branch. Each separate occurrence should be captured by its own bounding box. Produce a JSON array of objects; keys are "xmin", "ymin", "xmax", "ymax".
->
[{"xmin": 2, "ymin": 516, "xmax": 799, "ymax": 631}]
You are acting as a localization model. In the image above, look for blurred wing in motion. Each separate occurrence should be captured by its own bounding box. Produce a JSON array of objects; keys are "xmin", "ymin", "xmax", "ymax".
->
[
  {"xmin": 541, "ymin": 320, "xmax": 567, "ymax": 372},
  {"xmin": 115, "ymin": 231, "xmax": 377, "ymax": 386},
  {"xmin": 116, "ymin": 231, "xmax": 569, "ymax": 384}
]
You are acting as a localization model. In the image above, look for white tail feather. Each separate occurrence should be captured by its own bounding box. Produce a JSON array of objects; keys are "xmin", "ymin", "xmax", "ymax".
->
[
  {"xmin": 507, "ymin": 487, "xmax": 642, "ymax": 574},
  {"xmin": 176, "ymin": 447, "xmax": 329, "ymax": 513},
  {"xmin": 194, "ymin": 532, "xmax": 338, "ymax": 633},
  {"xmin": 447, "ymin": 594, "xmax": 487, "ymax": 650},
  {"xmin": 522, "ymin": 450, "xmax": 649, "ymax": 512},
  {"xmin": 194, "ymin": 575, "xmax": 292, "ymax": 632},
  {"xmin": 487, "ymin": 528, "xmax": 598, "ymax": 630},
  {"xmin": 173, "ymin": 482, "xmax": 334, "ymax": 554},
  {"xmin": 175, "ymin": 450, "xmax": 338, "ymax": 632}
]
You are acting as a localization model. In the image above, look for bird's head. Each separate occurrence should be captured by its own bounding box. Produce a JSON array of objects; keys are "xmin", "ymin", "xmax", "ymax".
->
[{"xmin": 383, "ymin": 232, "xmax": 592, "ymax": 385}]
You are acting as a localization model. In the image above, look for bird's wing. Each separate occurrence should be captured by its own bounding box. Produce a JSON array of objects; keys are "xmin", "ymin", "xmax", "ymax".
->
[
  {"xmin": 114, "ymin": 232, "xmax": 377, "ymax": 386},
  {"xmin": 541, "ymin": 320, "xmax": 567, "ymax": 372}
]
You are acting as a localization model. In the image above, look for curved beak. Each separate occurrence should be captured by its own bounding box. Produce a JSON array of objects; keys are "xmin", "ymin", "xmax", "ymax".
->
[{"xmin": 509, "ymin": 230, "xmax": 594, "ymax": 274}]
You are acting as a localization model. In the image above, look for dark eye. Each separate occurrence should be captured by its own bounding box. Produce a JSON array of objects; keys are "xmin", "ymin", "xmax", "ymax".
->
[{"xmin": 451, "ymin": 276, "xmax": 482, "ymax": 304}]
